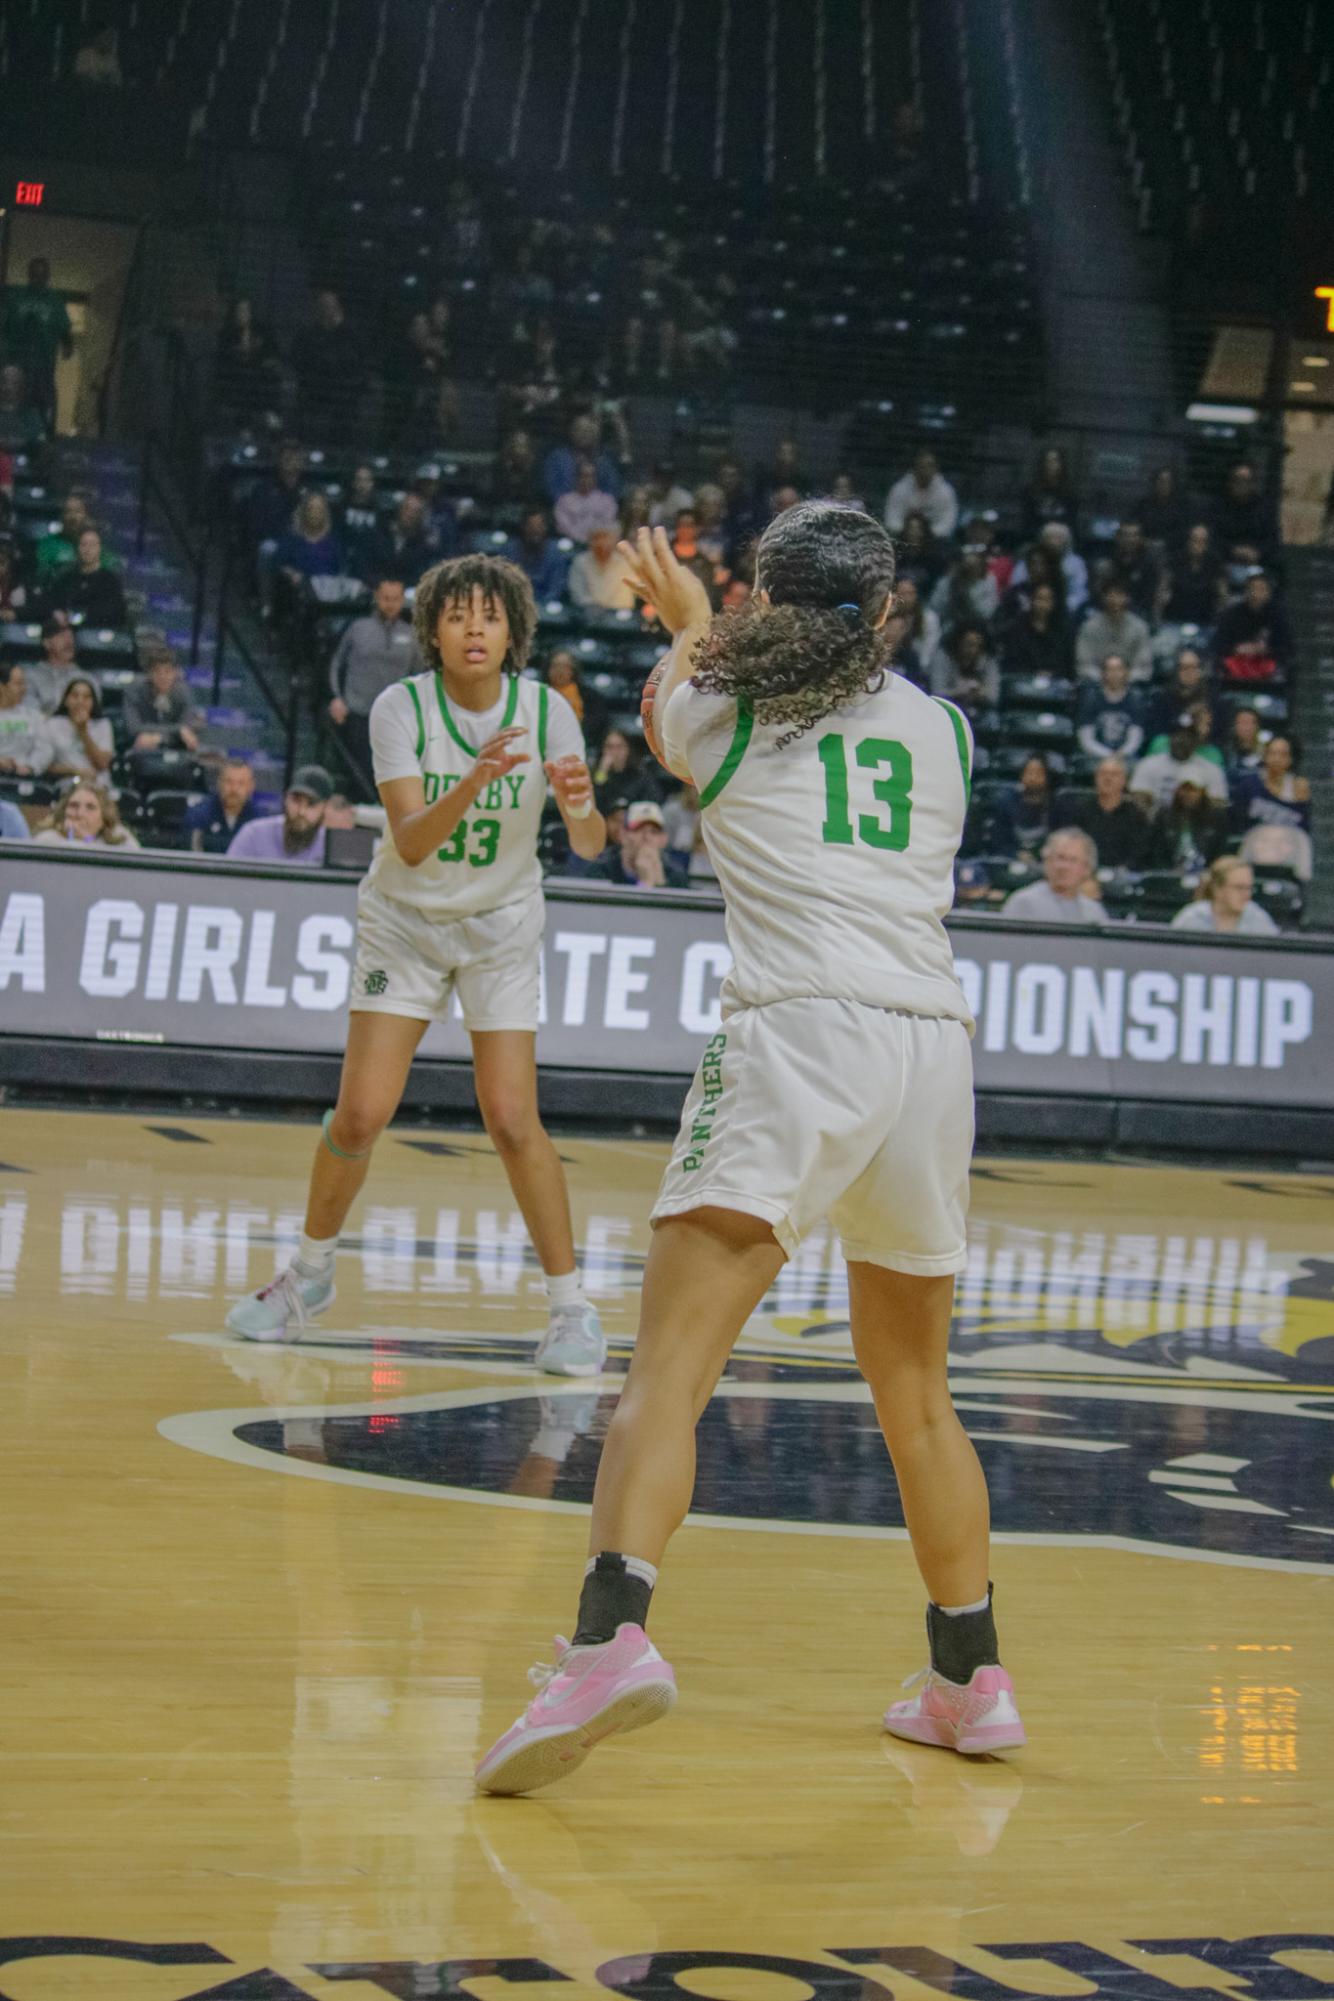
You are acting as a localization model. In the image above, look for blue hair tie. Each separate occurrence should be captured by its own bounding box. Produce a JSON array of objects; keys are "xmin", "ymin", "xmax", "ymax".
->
[{"xmin": 835, "ymin": 601, "xmax": 861, "ymax": 620}]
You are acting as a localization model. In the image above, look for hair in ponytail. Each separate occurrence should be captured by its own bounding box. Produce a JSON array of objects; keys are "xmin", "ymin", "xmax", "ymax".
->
[{"xmin": 691, "ymin": 500, "xmax": 896, "ymax": 739}]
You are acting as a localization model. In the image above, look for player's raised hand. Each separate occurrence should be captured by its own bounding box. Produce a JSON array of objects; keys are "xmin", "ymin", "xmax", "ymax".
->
[
  {"xmin": 616, "ymin": 525, "xmax": 714, "ymax": 636},
  {"xmin": 544, "ymin": 754, "xmax": 595, "ymax": 816},
  {"xmin": 471, "ymin": 725, "xmax": 531, "ymax": 787}
]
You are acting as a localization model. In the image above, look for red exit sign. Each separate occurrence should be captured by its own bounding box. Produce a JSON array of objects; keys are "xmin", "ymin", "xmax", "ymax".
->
[{"xmin": 15, "ymin": 181, "xmax": 45, "ymax": 206}]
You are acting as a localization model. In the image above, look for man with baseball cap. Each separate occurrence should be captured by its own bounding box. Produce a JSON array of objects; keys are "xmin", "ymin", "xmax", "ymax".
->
[
  {"xmin": 590, "ymin": 797, "xmax": 689, "ymax": 889},
  {"xmin": 226, "ymin": 764, "xmax": 333, "ymax": 864}
]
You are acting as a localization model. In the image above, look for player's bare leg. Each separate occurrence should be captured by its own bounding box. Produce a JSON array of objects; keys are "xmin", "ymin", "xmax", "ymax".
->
[
  {"xmin": 226, "ymin": 1011, "xmax": 426, "ymax": 1340},
  {"xmin": 471, "ymin": 1029, "xmax": 608, "ymax": 1375},
  {"xmin": 476, "ymin": 1205, "xmax": 782, "ymax": 1794},
  {"xmin": 586, "ymin": 1207, "xmax": 785, "ymax": 1564},
  {"xmin": 848, "ymin": 1259, "xmax": 1024, "ymax": 1753}
]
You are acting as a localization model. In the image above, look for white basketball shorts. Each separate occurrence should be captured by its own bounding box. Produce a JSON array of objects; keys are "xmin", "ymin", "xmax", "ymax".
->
[
  {"xmin": 350, "ymin": 883, "xmax": 543, "ymax": 1032},
  {"xmin": 651, "ymin": 998, "xmax": 974, "ymax": 1275}
]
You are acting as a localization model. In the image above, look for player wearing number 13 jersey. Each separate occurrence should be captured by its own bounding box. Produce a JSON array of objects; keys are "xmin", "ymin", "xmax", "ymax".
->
[
  {"xmin": 478, "ymin": 508, "xmax": 1024, "ymax": 1798},
  {"xmin": 227, "ymin": 556, "xmax": 610, "ymax": 1375}
]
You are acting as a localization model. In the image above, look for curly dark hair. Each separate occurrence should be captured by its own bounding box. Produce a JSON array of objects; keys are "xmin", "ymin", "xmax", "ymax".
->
[
  {"xmin": 412, "ymin": 554, "xmax": 538, "ymax": 673},
  {"xmin": 691, "ymin": 500, "xmax": 896, "ymax": 735}
]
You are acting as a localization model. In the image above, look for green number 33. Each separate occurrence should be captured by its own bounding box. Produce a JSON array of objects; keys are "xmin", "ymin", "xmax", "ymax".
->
[{"xmin": 818, "ymin": 733, "xmax": 914, "ymax": 851}]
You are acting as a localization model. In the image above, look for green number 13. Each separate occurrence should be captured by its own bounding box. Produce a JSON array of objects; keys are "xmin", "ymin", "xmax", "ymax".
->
[{"xmin": 818, "ymin": 733, "xmax": 914, "ymax": 851}]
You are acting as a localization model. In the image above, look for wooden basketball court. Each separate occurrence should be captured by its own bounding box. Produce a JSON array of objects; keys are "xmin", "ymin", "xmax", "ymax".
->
[{"xmin": 1, "ymin": 1107, "xmax": 1331, "ymax": 2000}]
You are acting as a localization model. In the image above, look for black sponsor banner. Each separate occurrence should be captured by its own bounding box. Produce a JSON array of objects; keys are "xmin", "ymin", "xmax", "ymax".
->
[{"xmin": 0, "ymin": 850, "xmax": 1331, "ymax": 1107}]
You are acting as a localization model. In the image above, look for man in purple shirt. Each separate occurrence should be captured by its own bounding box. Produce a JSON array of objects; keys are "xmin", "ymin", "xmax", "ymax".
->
[{"xmin": 226, "ymin": 764, "xmax": 331, "ymax": 864}]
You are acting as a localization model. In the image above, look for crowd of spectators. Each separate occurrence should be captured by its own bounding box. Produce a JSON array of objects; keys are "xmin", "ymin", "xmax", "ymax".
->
[{"xmin": 2, "ymin": 413, "xmax": 1315, "ymax": 941}]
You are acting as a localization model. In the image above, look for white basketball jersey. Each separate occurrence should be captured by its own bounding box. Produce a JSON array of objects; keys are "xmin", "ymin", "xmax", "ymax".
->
[
  {"xmin": 365, "ymin": 671, "xmax": 556, "ymax": 920},
  {"xmin": 661, "ymin": 671, "xmax": 974, "ymax": 1027}
]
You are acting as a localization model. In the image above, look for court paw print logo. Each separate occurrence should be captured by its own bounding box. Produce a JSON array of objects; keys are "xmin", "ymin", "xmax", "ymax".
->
[{"xmin": 363, "ymin": 969, "xmax": 389, "ymax": 997}]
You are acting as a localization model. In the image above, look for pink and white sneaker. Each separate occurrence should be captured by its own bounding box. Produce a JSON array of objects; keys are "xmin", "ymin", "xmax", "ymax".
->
[
  {"xmin": 475, "ymin": 1623, "xmax": 677, "ymax": 1795},
  {"xmin": 883, "ymin": 1664, "xmax": 1026, "ymax": 1756}
]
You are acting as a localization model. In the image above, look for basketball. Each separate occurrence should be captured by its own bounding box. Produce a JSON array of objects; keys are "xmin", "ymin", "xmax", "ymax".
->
[{"xmin": 640, "ymin": 656, "xmax": 670, "ymax": 768}]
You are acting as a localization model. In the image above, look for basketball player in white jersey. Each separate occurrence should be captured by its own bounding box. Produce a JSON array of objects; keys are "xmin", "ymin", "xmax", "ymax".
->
[
  {"xmin": 477, "ymin": 508, "xmax": 1025, "ymax": 1792},
  {"xmin": 227, "ymin": 554, "xmax": 609, "ymax": 1375}
]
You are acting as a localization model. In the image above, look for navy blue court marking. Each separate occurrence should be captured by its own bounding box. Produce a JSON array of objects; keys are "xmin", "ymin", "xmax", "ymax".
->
[{"xmin": 144, "ymin": 1125, "xmax": 211, "ymax": 1145}]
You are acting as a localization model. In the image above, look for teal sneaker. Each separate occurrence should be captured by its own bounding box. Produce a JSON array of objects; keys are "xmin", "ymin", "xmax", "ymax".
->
[
  {"xmin": 533, "ymin": 1302, "xmax": 607, "ymax": 1377},
  {"xmin": 225, "ymin": 1264, "xmax": 335, "ymax": 1342}
]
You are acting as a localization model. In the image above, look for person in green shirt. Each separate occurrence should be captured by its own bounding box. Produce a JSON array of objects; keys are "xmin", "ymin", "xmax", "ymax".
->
[
  {"xmin": 2, "ymin": 260, "xmax": 73, "ymax": 428},
  {"xmin": 34, "ymin": 493, "xmax": 93, "ymax": 581}
]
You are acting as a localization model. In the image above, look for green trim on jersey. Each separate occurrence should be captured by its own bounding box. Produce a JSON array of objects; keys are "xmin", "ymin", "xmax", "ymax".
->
[
  {"xmin": 538, "ymin": 683, "xmax": 550, "ymax": 759},
  {"xmin": 933, "ymin": 697, "xmax": 972, "ymax": 803},
  {"xmin": 699, "ymin": 699, "xmax": 754, "ymax": 809},
  {"xmin": 434, "ymin": 672, "xmax": 520, "ymax": 756},
  {"xmin": 406, "ymin": 681, "xmax": 426, "ymax": 760}
]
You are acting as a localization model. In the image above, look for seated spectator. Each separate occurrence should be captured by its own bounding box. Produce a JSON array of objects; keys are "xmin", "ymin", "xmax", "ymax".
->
[
  {"xmin": 338, "ymin": 464, "xmax": 383, "ymax": 582},
  {"xmin": 568, "ymin": 525, "xmax": 635, "ymax": 612},
  {"xmin": 620, "ymin": 485, "xmax": 653, "ymax": 537},
  {"xmin": 1066, "ymin": 756, "xmax": 1156, "ymax": 871},
  {"xmin": 504, "ymin": 506, "xmax": 570, "ymax": 603},
  {"xmin": 1076, "ymin": 580, "xmax": 1152, "ymax": 683},
  {"xmin": 692, "ymin": 484, "xmax": 731, "ymax": 569},
  {"xmin": 645, "ymin": 462, "xmax": 695, "ymax": 529},
  {"xmin": 1231, "ymin": 734, "xmax": 1312, "ymax": 881},
  {"xmin": 714, "ymin": 458, "xmax": 758, "ymax": 555},
  {"xmin": 26, "ymin": 613, "xmax": 80, "ymax": 716},
  {"xmin": 885, "ymin": 447, "xmax": 959, "ymax": 540},
  {"xmin": 1000, "ymin": 581, "xmax": 1074, "ymax": 681},
  {"xmin": 545, "ymin": 650, "xmax": 608, "ymax": 747},
  {"xmin": 73, "ymin": 24, "xmax": 123, "ymax": 86},
  {"xmin": 44, "ymin": 677, "xmax": 114, "ymax": 787},
  {"xmin": 290, "ymin": 288, "xmax": 366, "ymax": 441},
  {"xmin": 1098, "ymin": 520, "xmax": 1162, "ymax": 622},
  {"xmin": 1131, "ymin": 715, "xmax": 1228, "ymax": 812},
  {"xmin": 1012, "ymin": 523, "xmax": 1089, "ymax": 616},
  {"xmin": 1076, "ymin": 652, "xmax": 1145, "ymax": 763},
  {"xmin": 1020, "ymin": 446, "xmax": 1079, "ymax": 541},
  {"xmin": 275, "ymin": 493, "xmax": 342, "ymax": 585},
  {"xmin": 329, "ymin": 576, "xmax": 421, "ymax": 794},
  {"xmin": 589, "ymin": 799, "xmax": 688, "ymax": 889},
  {"xmin": 930, "ymin": 546, "xmax": 1000, "ymax": 631},
  {"xmin": 0, "ymin": 364, "xmax": 45, "ymax": 455},
  {"xmin": 883, "ymin": 611, "xmax": 929, "ymax": 691},
  {"xmin": 593, "ymin": 726, "xmax": 646, "ymax": 811},
  {"xmin": 1136, "ymin": 465, "xmax": 1193, "ymax": 552},
  {"xmin": 386, "ymin": 308, "xmax": 452, "ymax": 444},
  {"xmin": 1170, "ymin": 856, "xmax": 1278, "ymax": 937},
  {"xmin": 1223, "ymin": 705, "xmax": 1265, "ymax": 782},
  {"xmin": 828, "ymin": 472, "xmax": 868, "ymax": 512},
  {"xmin": 1212, "ymin": 462, "xmax": 1275, "ymax": 565},
  {"xmin": 34, "ymin": 493, "xmax": 93, "ymax": 581},
  {"xmin": 892, "ymin": 576, "xmax": 940, "ymax": 665},
  {"xmin": 1160, "ymin": 523, "xmax": 1225, "ymax": 629},
  {"xmin": 554, "ymin": 459, "xmax": 620, "ymax": 545},
  {"xmin": 992, "ymin": 753, "xmax": 1054, "ymax": 862},
  {"xmin": 1214, "ymin": 571, "xmax": 1293, "ymax": 682},
  {"xmin": 892, "ymin": 510, "xmax": 946, "ymax": 594},
  {"xmin": 49, "ymin": 527, "xmax": 128, "ymax": 628},
  {"xmin": 123, "ymin": 647, "xmax": 201, "ymax": 761},
  {"xmin": 668, "ymin": 509, "xmax": 720, "ymax": 603},
  {"xmin": 0, "ymin": 797, "xmax": 30, "ymax": 840},
  {"xmin": 492, "ymin": 428, "xmax": 543, "ymax": 508},
  {"xmin": 962, "ymin": 512, "xmax": 1014, "ymax": 595},
  {"xmin": 226, "ymin": 765, "xmax": 332, "ymax": 864},
  {"xmin": 0, "ymin": 664, "xmax": 52, "ymax": 775},
  {"xmin": 214, "ymin": 297, "xmax": 283, "ymax": 427},
  {"xmin": 929, "ymin": 623, "xmax": 998, "ymax": 715},
  {"xmin": 753, "ymin": 437, "xmax": 809, "ymax": 514},
  {"xmin": 543, "ymin": 412, "xmax": 624, "ymax": 504},
  {"xmin": 409, "ymin": 465, "xmax": 460, "ymax": 558},
  {"xmin": 1150, "ymin": 780, "xmax": 1228, "ymax": 873},
  {"xmin": 1145, "ymin": 646, "xmax": 1215, "ymax": 743},
  {"xmin": 1002, "ymin": 828, "xmax": 1107, "ymax": 924},
  {"xmin": 0, "ymin": 542, "xmax": 26, "ymax": 623},
  {"xmin": 186, "ymin": 758, "xmax": 261, "ymax": 855},
  {"xmin": 247, "ymin": 438, "xmax": 308, "ymax": 550},
  {"xmin": 35, "ymin": 780, "xmax": 138, "ymax": 849},
  {"xmin": 372, "ymin": 491, "xmax": 437, "ymax": 589}
]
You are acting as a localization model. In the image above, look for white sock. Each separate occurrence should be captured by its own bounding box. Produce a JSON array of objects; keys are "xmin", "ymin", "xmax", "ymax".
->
[
  {"xmin": 295, "ymin": 1231, "xmax": 337, "ymax": 1275},
  {"xmin": 939, "ymin": 1593, "xmax": 991, "ymax": 1617},
  {"xmin": 584, "ymin": 1554, "xmax": 658, "ymax": 1587},
  {"xmin": 546, "ymin": 1269, "xmax": 586, "ymax": 1310}
]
